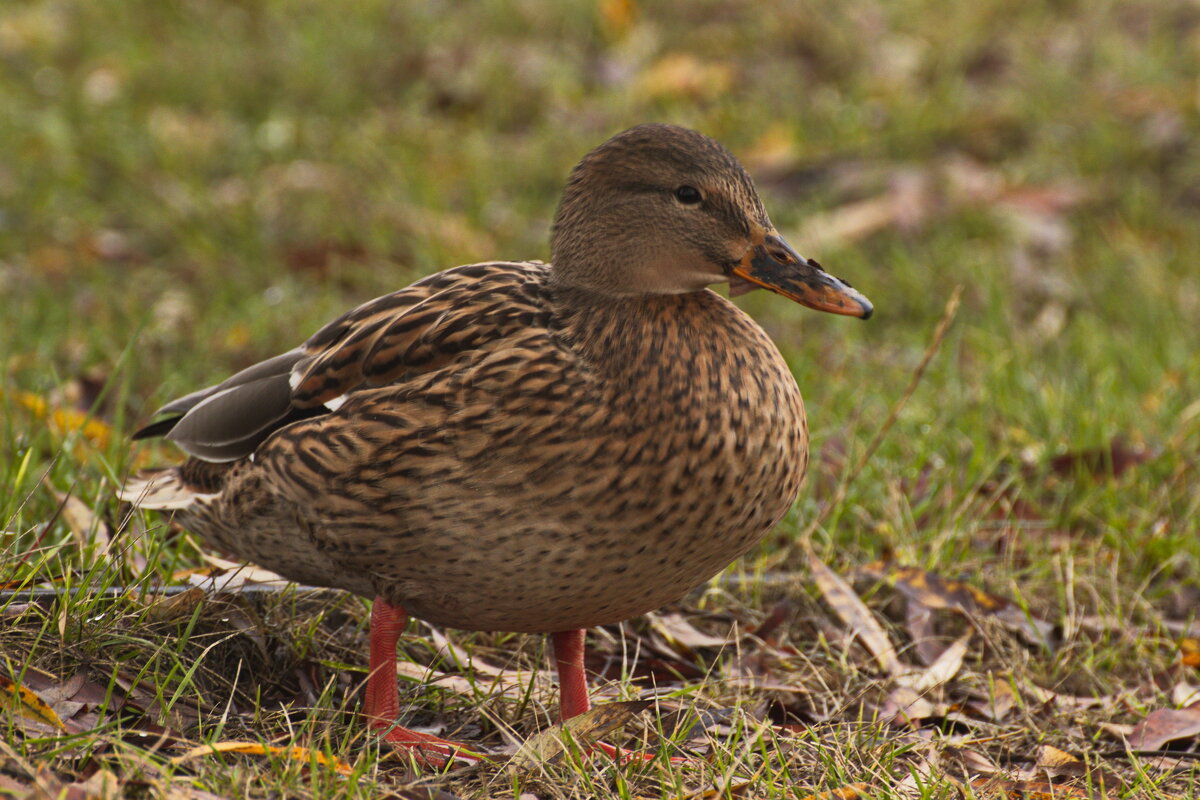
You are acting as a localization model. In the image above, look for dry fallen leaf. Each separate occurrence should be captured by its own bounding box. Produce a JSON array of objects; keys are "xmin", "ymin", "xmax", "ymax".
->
[
  {"xmin": 170, "ymin": 741, "xmax": 352, "ymax": 776},
  {"xmin": 796, "ymin": 170, "xmax": 934, "ymax": 250},
  {"xmin": 810, "ymin": 553, "xmax": 902, "ymax": 676},
  {"xmin": 1035, "ymin": 745, "xmax": 1124, "ymax": 795},
  {"xmin": 967, "ymin": 777, "xmax": 1093, "ymax": 799},
  {"xmin": 861, "ymin": 560, "xmax": 1053, "ymax": 649},
  {"xmin": 968, "ymin": 675, "xmax": 1018, "ymax": 722},
  {"xmin": 508, "ymin": 700, "xmax": 653, "ymax": 768},
  {"xmin": 897, "ymin": 632, "xmax": 970, "ymax": 692},
  {"xmin": 879, "ymin": 685, "xmax": 937, "ymax": 726},
  {"xmin": 1127, "ymin": 702, "xmax": 1200, "ymax": 751},
  {"xmin": 648, "ymin": 611, "xmax": 731, "ymax": 654},
  {"xmin": 144, "ymin": 587, "xmax": 206, "ymax": 622},
  {"xmin": 0, "ymin": 673, "xmax": 67, "ymax": 732}
]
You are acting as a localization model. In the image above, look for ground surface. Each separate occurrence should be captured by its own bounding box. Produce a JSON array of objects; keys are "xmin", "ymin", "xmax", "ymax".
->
[{"xmin": 2, "ymin": 0, "xmax": 1199, "ymax": 797}]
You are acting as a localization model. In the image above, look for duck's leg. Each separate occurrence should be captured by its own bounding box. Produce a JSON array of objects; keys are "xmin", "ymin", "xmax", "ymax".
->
[
  {"xmin": 552, "ymin": 628, "xmax": 591, "ymax": 719},
  {"xmin": 552, "ymin": 628, "xmax": 661, "ymax": 763},
  {"xmin": 366, "ymin": 597, "xmax": 482, "ymax": 767}
]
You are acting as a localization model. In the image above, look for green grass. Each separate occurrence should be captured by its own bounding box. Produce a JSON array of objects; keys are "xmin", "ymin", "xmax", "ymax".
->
[{"xmin": 3, "ymin": 0, "xmax": 1200, "ymax": 797}]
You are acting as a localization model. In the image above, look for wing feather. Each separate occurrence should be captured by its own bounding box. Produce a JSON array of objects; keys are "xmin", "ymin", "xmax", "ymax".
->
[{"xmin": 132, "ymin": 261, "xmax": 550, "ymax": 463}]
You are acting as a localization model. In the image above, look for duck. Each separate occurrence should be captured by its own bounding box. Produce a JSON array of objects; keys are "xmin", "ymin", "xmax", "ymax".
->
[{"xmin": 121, "ymin": 123, "xmax": 872, "ymax": 766}]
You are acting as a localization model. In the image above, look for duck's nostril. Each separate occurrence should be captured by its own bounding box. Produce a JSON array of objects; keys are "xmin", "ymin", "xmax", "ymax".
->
[{"xmin": 769, "ymin": 248, "xmax": 792, "ymax": 266}]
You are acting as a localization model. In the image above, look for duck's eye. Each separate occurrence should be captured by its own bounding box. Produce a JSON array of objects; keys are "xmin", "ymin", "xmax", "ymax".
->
[{"xmin": 674, "ymin": 185, "xmax": 702, "ymax": 205}]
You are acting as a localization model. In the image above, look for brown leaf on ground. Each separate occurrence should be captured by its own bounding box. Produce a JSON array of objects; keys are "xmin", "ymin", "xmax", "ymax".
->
[
  {"xmin": 1127, "ymin": 702, "xmax": 1200, "ymax": 750},
  {"xmin": 144, "ymin": 586, "xmax": 206, "ymax": 622},
  {"xmin": 945, "ymin": 745, "xmax": 1003, "ymax": 775},
  {"xmin": 861, "ymin": 560, "xmax": 1054, "ymax": 649},
  {"xmin": 810, "ymin": 554, "xmax": 901, "ymax": 676},
  {"xmin": 966, "ymin": 675, "xmax": 1018, "ymax": 722},
  {"xmin": 507, "ymin": 700, "xmax": 653, "ymax": 768},
  {"xmin": 5, "ymin": 766, "xmax": 122, "ymax": 800},
  {"xmin": 11, "ymin": 666, "xmax": 134, "ymax": 736},
  {"xmin": 796, "ymin": 168, "xmax": 936, "ymax": 250},
  {"xmin": 967, "ymin": 777, "xmax": 1095, "ymax": 799},
  {"xmin": 1035, "ymin": 745, "xmax": 1124, "ymax": 794},
  {"xmin": 878, "ymin": 685, "xmax": 937, "ymax": 726},
  {"xmin": 880, "ymin": 632, "xmax": 970, "ymax": 725},
  {"xmin": 905, "ymin": 603, "xmax": 943, "ymax": 665},
  {"xmin": 648, "ymin": 611, "xmax": 732, "ymax": 655},
  {"xmin": 897, "ymin": 632, "xmax": 970, "ymax": 693}
]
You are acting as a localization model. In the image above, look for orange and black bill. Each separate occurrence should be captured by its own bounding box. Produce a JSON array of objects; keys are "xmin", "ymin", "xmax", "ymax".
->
[{"xmin": 731, "ymin": 232, "xmax": 873, "ymax": 319}]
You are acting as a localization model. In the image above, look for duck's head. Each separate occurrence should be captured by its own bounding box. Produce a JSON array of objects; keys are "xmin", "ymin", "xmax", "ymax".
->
[{"xmin": 551, "ymin": 123, "xmax": 872, "ymax": 319}]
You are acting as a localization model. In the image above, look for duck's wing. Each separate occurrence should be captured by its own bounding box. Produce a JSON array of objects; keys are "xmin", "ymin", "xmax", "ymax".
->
[{"xmin": 132, "ymin": 261, "xmax": 550, "ymax": 462}]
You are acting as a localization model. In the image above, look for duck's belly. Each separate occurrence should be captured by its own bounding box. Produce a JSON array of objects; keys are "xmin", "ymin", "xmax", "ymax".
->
[
  {"xmin": 388, "ymin": 499, "xmax": 787, "ymax": 633},
  {"xmin": 365, "ymin": 418, "xmax": 807, "ymax": 633}
]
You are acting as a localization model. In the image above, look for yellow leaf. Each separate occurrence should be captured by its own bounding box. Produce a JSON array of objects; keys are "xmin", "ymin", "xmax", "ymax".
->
[
  {"xmin": 794, "ymin": 785, "xmax": 872, "ymax": 800},
  {"xmin": 6, "ymin": 389, "xmax": 112, "ymax": 450},
  {"xmin": 223, "ymin": 322, "xmax": 252, "ymax": 350},
  {"xmin": 1180, "ymin": 637, "xmax": 1200, "ymax": 668},
  {"xmin": 599, "ymin": 0, "xmax": 636, "ymax": 39},
  {"xmin": 0, "ymin": 674, "xmax": 68, "ymax": 732},
  {"xmin": 169, "ymin": 741, "xmax": 352, "ymax": 775},
  {"xmin": 636, "ymin": 54, "xmax": 734, "ymax": 101},
  {"xmin": 744, "ymin": 124, "xmax": 797, "ymax": 172}
]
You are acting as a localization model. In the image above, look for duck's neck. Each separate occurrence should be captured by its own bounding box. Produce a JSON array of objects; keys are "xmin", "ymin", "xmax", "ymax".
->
[{"xmin": 549, "ymin": 283, "xmax": 736, "ymax": 391}]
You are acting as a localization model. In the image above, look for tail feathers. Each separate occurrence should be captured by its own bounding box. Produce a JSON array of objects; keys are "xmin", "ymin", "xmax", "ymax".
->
[{"xmin": 120, "ymin": 468, "xmax": 215, "ymax": 510}]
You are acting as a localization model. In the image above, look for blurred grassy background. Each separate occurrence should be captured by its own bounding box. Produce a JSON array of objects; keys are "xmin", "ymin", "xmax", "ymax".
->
[
  {"xmin": 3, "ymin": 0, "xmax": 1199, "ymax": 620},
  {"xmin": 3, "ymin": 1, "xmax": 1200, "ymax": 796}
]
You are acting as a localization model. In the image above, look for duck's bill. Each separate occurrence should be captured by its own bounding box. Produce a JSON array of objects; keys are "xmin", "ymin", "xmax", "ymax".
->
[{"xmin": 731, "ymin": 233, "xmax": 873, "ymax": 320}]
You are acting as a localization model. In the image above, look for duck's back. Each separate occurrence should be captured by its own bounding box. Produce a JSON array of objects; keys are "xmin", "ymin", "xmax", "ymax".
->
[{"xmin": 126, "ymin": 261, "xmax": 807, "ymax": 633}]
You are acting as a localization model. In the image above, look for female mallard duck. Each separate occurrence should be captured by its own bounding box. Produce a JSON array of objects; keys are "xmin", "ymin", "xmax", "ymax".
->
[{"xmin": 122, "ymin": 124, "xmax": 872, "ymax": 765}]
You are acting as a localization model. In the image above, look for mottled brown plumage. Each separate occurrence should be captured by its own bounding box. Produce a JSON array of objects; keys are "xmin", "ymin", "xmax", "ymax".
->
[{"xmin": 122, "ymin": 124, "xmax": 872, "ymax": 764}]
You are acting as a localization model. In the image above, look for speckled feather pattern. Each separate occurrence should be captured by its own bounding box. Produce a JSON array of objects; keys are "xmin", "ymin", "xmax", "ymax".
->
[{"xmin": 133, "ymin": 260, "xmax": 807, "ymax": 633}]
